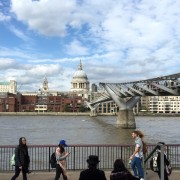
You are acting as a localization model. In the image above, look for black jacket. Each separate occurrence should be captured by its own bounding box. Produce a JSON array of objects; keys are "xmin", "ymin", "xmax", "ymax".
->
[
  {"xmin": 15, "ymin": 145, "xmax": 30, "ymax": 167},
  {"xmin": 157, "ymin": 151, "xmax": 170, "ymax": 169},
  {"xmin": 79, "ymin": 168, "xmax": 107, "ymax": 180}
]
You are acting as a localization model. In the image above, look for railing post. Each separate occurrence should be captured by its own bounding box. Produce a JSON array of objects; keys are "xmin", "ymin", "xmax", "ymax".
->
[
  {"xmin": 121, "ymin": 146, "xmax": 122, "ymax": 159},
  {"xmin": 160, "ymin": 144, "xmax": 164, "ymax": 180},
  {"xmin": 144, "ymin": 156, "xmax": 147, "ymax": 180},
  {"xmin": 48, "ymin": 146, "xmax": 51, "ymax": 172},
  {"xmin": 73, "ymin": 146, "xmax": 75, "ymax": 171}
]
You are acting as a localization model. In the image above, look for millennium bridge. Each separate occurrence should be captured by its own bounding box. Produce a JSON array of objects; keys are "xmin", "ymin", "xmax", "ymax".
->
[{"xmin": 86, "ymin": 73, "xmax": 180, "ymax": 128}]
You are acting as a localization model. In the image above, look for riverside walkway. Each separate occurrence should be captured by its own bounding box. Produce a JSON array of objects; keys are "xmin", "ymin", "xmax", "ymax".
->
[{"xmin": 1, "ymin": 170, "xmax": 179, "ymax": 180}]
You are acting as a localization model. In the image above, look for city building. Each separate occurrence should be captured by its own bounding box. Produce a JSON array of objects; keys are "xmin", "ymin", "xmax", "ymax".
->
[
  {"xmin": 0, "ymin": 80, "xmax": 17, "ymax": 94},
  {"xmin": 91, "ymin": 83, "xmax": 98, "ymax": 92},
  {"xmin": 0, "ymin": 92, "xmax": 17, "ymax": 112},
  {"xmin": 148, "ymin": 96, "xmax": 180, "ymax": 113}
]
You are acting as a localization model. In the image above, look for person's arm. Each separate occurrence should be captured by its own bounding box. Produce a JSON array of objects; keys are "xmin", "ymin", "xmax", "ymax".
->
[
  {"xmin": 56, "ymin": 151, "xmax": 70, "ymax": 161},
  {"xmin": 164, "ymin": 154, "xmax": 170, "ymax": 166},
  {"xmin": 157, "ymin": 152, "xmax": 170, "ymax": 166},
  {"xmin": 130, "ymin": 145, "xmax": 140, "ymax": 160},
  {"xmin": 15, "ymin": 147, "xmax": 21, "ymax": 167}
]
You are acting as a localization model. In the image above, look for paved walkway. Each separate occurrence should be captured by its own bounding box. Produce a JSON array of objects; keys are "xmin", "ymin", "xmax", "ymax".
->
[{"xmin": 0, "ymin": 170, "xmax": 179, "ymax": 180}]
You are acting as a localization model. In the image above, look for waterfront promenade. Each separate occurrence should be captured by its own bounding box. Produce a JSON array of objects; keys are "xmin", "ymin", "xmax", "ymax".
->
[{"xmin": 1, "ymin": 170, "xmax": 179, "ymax": 180}]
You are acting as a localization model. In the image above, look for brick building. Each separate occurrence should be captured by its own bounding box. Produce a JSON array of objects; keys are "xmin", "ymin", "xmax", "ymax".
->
[{"xmin": 0, "ymin": 93, "xmax": 17, "ymax": 112}]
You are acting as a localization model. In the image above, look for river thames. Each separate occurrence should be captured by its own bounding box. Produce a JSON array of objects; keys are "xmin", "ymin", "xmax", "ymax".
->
[{"xmin": 0, "ymin": 115, "xmax": 179, "ymax": 145}]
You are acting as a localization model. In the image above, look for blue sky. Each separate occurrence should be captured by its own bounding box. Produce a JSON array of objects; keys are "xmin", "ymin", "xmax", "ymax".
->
[{"xmin": 0, "ymin": 0, "xmax": 180, "ymax": 92}]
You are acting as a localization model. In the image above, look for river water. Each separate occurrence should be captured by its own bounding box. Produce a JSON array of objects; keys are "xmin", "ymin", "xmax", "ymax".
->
[{"xmin": 0, "ymin": 116, "xmax": 179, "ymax": 145}]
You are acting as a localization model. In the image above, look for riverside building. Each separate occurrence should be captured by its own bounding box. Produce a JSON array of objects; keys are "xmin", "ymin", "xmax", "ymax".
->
[
  {"xmin": 0, "ymin": 76, "xmax": 83, "ymax": 112},
  {"xmin": 0, "ymin": 80, "xmax": 17, "ymax": 94}
]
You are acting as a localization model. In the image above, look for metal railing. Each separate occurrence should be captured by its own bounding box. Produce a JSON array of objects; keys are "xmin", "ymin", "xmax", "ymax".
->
[{"xmin": 0, "ymin": 144, "xmax": 179, "ymax": 172}]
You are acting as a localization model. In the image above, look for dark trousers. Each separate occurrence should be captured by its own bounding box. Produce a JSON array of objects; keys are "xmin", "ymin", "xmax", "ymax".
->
[
  {"xmin": 54, "ymin": 164, "xmax": 68, "ymax": 180},
  {"xmin": 158, "ymin": 169, "xmax": 169, "ymax": 180},
  {"xmin": 11, "ymin": 166, "xmax": 27, "ymax": 180}
]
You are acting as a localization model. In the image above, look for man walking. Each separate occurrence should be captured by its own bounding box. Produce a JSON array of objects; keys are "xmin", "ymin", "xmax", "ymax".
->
[{"xmin": 129, "ymin": 130, "xmax": 144, "ymax": 180}]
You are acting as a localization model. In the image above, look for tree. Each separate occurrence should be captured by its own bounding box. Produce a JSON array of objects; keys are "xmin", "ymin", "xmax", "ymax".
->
[{"xmin": 62, "ymin": 104, "xmax": 69, "ymax": 112}]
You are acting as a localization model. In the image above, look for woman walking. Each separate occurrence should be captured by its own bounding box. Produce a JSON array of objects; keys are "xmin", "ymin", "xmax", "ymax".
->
[
  {"xmin": 54, "ymin": 140, "xmax": 70, "ymax": 180},
  {"xmin": 11, "ymin": 137, "xmax": 30, "ymax": 180}
]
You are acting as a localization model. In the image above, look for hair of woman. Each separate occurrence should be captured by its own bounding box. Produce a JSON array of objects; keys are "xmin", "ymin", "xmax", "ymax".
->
[
  {"xmin": 113, "ymin": 159, "xmax": 129, "ymax": 173},
  {"xmin": 19, "ymin": 137, "xmax": 27, "ymax": 146},
  {"xmin": 58, "ymin": 144, "xmax": 65, "ymax": 153},
  {"xmin": 133, "ymin": 130, "xmax": 144, "ymax": 138}
]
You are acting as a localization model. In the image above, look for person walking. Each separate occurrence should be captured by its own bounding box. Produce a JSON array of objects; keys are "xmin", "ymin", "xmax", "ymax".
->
[
  {"xmin": 129, "ymin": 130, "xmax": 144, "ymax": 180},
  {"xmin": 156, "ymin": 142, "xmax": 171, "ymax": 180},
  {"xmin": 110, "ymin": 159, "xmax": 140, "ymax": 180},
  {"xmin": 11, "ymin": 137, "xmax": 30, "ymax": 180},
  {"xmin": 54, "ymin": 140, "xmax": 70, "ymax": 180},
  {"xmin": 79, "ymin": 155, "xmax": 107, "ymax": 180}
]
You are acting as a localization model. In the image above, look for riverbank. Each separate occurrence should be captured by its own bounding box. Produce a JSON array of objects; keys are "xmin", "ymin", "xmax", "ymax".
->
[
  {"xmin": 136, "ymin": 112, "xmax": 180, "ymax": 117},
  {"xmin": 0, "ymin": 112, "xmax": 115, "ymax": 116},
  {"xmin": 0, "ymin": 111, "xmax": 180, "ymax": 116},
  {"xmin": 0, "ymin": 112, "xmax": 91, "ymax": 116}
]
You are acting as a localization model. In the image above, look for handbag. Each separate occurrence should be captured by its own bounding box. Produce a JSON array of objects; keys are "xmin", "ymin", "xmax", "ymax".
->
[
  {"xmin": 166, "ymin": 164, "xmax": 172, "ymax": 176},
  {"xmin": 11, "ymin": 154, "xmax": 15, "ymax": 166}
]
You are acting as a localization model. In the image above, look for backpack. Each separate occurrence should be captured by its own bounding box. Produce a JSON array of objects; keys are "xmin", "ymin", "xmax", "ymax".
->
[
  {"xmin": 150, "ymin": 152, "xmax": 159, "ymax": 172},
  {"xmin": 50, "ymin": 152, "xmax": 57, "ymax": 168},
  {"xmin": 11, "ymin": 154, "xmax": 15, "ymax": 166},
  {"xmin": 142, "ymin": 141, "xmax": 148, "ymax": 155}
]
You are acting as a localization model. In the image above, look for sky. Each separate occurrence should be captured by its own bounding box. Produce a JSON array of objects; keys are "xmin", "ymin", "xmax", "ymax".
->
[{"xmin": 0, "ymin": 0, "xmax": 180, "ymax": 92}]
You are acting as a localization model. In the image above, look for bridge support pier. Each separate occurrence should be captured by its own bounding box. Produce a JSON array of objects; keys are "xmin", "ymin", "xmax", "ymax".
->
[
  {"xmin": 116, "ymin": 109, "xmax": 136, "ymax": 129},
  {"xmin": 99, "ymin": 83, "xmax": 140, "ymax": 128},
  {"xmin": 90, "ymin": 110, "xmax": 97, "ymax": 117},
  {"xmin": 85, "ymin": 101, "xmax": 99, "ymax": 117}
]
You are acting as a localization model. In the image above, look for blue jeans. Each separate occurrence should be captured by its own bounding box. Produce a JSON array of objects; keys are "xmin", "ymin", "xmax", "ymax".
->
[{"xmin": 131, "ymin": 156, "xmax": 144, "ymax": 178}]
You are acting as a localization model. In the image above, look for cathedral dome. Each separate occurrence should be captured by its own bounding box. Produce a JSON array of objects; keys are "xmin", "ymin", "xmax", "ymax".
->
[{"xmin": 72, "ymin": 62, "xmax": 88, "ymax": 79}]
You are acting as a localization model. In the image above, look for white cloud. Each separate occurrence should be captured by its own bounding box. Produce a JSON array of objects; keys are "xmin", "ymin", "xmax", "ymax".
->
[
  {"xmin": 27, "ymin": 64, "xmax": 63, "ymax": 76},
  {"xmin": 0, "ymin": 12, "xmax": 11, "ymax": 21},
  {"xmin": 0, "ymin": 58, "xmax": 17, "ymax": 69},
  {"xmin": 0, "ymin": 47, "xmax": 35, "ymax": 59},
  {"xmin": 11, "ymin": 0, "xmax": 77, "ymax": 36},
  {"xmin": 9, "ymin": 25, "xmax": 33, "ymax": 42},
  {"xmin": 65, "ymin": 39, "xmax": 89, "ymax": 56}
]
